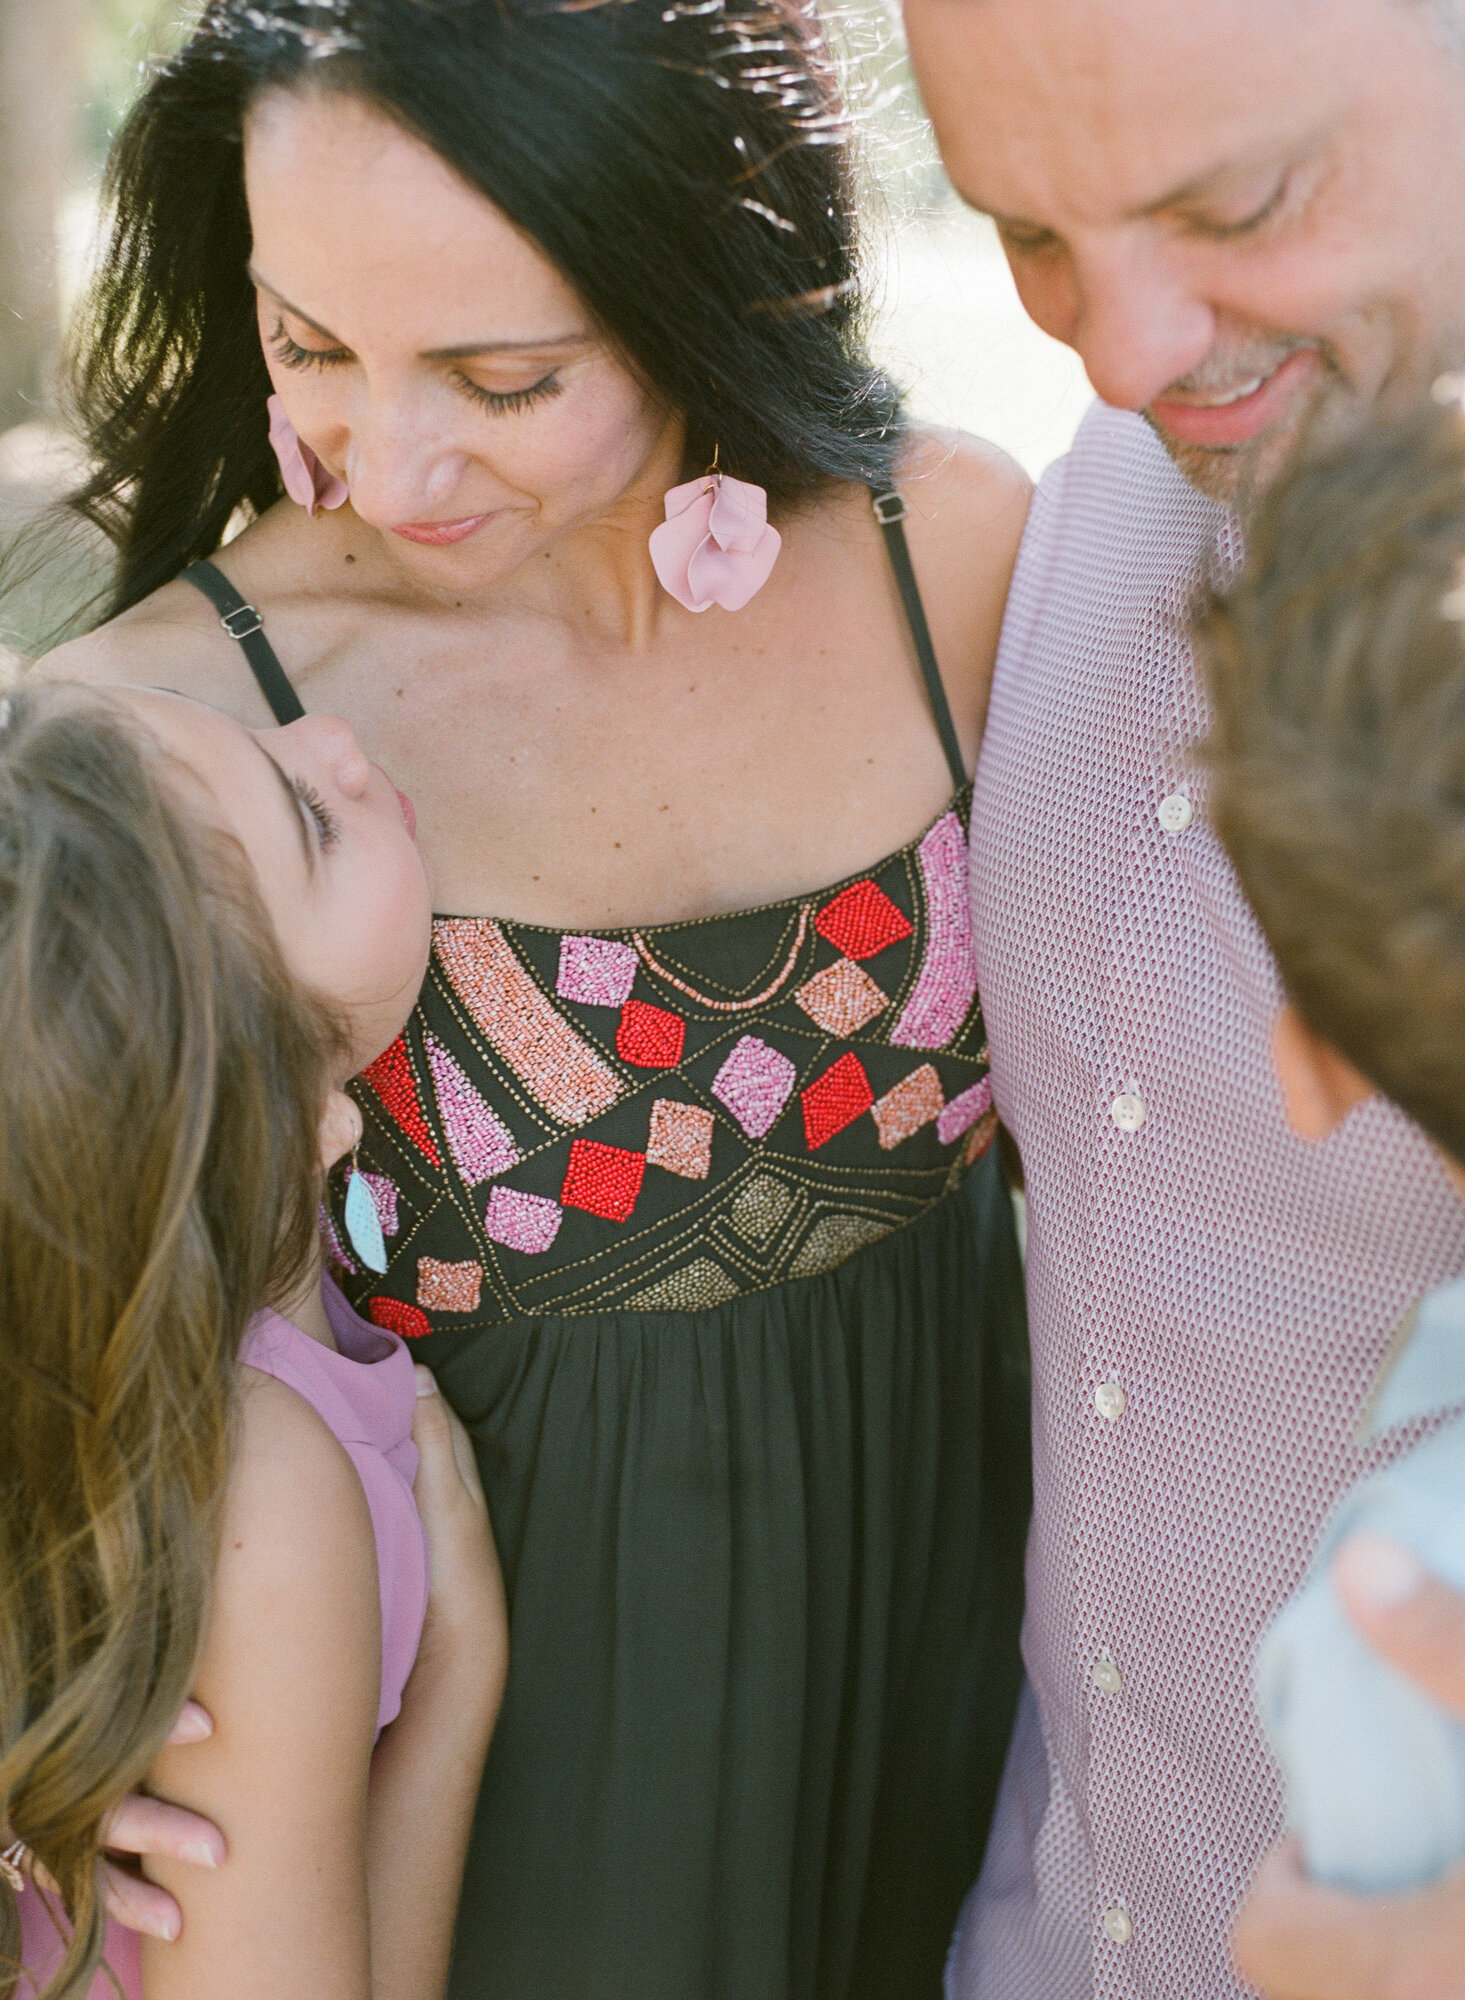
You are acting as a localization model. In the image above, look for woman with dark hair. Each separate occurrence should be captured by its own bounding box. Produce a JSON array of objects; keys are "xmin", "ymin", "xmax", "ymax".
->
[{"xmin": 40, "ymin": 1, "xmax": 1032, "ymax": 1993}]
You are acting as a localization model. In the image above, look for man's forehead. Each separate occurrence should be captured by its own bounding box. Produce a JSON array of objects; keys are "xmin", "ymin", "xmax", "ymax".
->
[{"xmin": 905, "ymin": 0, "xmax": 1398, "ymax": 218}]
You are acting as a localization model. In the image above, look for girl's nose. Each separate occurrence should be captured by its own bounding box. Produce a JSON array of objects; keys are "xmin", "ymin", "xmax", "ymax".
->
[{"xmin": 287, "ymin": 712, "xmax": 373, "ymax": 797}]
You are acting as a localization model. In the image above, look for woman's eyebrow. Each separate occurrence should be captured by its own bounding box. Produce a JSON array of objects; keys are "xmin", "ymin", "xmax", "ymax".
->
[
  {"xmin": 248, "ymin": 267, "xmax": 589, "ymax": 360},
  {"xmin": 249, "ymin": 267, "xmax": 341, "ymax": 342}
]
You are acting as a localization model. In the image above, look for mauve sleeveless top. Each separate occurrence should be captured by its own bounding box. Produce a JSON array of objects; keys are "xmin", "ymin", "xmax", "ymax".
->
[{"xmin": 14, "ymin": 1277, "xmax": 428, "ymax": 1999}]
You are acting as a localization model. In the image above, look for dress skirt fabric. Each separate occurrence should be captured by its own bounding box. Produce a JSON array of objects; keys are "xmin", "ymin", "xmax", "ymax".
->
[{"xmin": 432, "ymin": 1153, "xmax": 1029, "ymax": 2000}]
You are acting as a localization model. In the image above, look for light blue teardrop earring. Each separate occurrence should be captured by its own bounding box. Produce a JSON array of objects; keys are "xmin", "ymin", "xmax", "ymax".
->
[{"xmin": 343, "ymin": 1148, "xmax": 388, "ymax": 1274}]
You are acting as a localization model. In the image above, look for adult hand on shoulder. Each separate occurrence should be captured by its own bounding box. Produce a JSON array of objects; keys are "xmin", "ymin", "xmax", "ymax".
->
[
  {"xmin": 408, "ymin": 1366, "xmax": 508, "ymax": 1731},
  {"xmin": 91, "ymin": 1703, "xmax": 225, "ymax": 1942},
  {"xmin": 1233, "ymin": 1532, "xmax": 1465, "ymax": 2000}
]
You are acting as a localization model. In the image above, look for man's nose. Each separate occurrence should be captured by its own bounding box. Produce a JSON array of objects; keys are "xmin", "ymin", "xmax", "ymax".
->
[{"xmin": 1054, "ymin": 237, "xmax": 1217, "ymax": 413}]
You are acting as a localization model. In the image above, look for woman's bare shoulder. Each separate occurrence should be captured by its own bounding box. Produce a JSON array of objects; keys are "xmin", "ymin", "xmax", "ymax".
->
[
  {"xmin": 30, "ymin": 577, "xmax": 283, "ymax": 728},
  {"xmin": 892, "ymin": 425, "xmax": 1032, "ymax": 755}
]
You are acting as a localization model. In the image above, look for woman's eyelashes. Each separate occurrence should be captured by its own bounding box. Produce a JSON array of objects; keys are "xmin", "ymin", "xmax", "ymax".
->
[
  {"xmin": 270, "ymin": 319, "xmax": 350, "ymax": 371},
  {"xmin": 453, "ymin": 369, "xmax": 564, "ymax": 416},
  {"xmin": 293, "ymin": 776, "xmax": 341, "ymax": 851},
  {"xmin": 268, "ymin": 319, "xmax": 565, "ymax": 417}
]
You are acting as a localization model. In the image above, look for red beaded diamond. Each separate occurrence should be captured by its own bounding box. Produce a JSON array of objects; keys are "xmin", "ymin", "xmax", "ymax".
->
[
  {"xmin": 361, "ymin": 1036, "xmax": 442, "ymax": 1167},
  {"xmin": 801, "ymin": 1052, "xmax": 875, "ymax": 1150},
  {"xmin": 368, "ymin": 1295, "xmax": 433, "ymax": 1341},
  {"xmin": 615, "ymin": 999, "xmax": 687, "ymax": 1070},
  {"xmin": 814, "ymin": 879, "xmax": 913, "ymax": 961},
  {"xmin": 562, "ymin": 1138, "xmax": 647, "ymax": 1222}
]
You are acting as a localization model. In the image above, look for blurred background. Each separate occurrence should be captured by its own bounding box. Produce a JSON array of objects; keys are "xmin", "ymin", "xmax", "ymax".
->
[{"xmin": 0, "ymin": 0, "xmax": 1093, "ymax": 663}]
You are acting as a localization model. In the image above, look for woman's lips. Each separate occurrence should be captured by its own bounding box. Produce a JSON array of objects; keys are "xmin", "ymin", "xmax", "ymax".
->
[
  {"xmin": 1149, "ymin": 348, "xmax": 1320, "ymax": 451},
  {"xmin": 391, "ymin": 514, "xmax": 492, "ymax": 547},
  {"xmin": 395, "ymin": 788, "xmax": 417, "ymax": 837}
]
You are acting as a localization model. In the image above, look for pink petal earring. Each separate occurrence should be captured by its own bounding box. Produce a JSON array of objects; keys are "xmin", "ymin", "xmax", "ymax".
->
[
  {"xmin": 649, "ymin": 445, "xmax": 782, "ymax": 613},
  {"xmin": 267, "ymin": 394, "xmax": 350, "ymax": 516}
]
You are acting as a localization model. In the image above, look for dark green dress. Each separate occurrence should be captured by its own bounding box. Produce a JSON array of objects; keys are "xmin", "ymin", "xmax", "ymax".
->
[{"xmin": 182, "ymin": 538, "xmax": 1031, "ymax": 2000}]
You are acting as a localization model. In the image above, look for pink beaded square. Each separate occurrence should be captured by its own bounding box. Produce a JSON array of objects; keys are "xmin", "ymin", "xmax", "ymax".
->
[
  {"xmin": 794, "ymin": 958, "xmax": 887, "ymax": 1038},
  {"xmin": 557, "ymin": 934, "xmax": 639, "ymax": 1009},
  {"xmin": 416, "ymin": 1257, "xmax": 483, "ymax": 1314},
  {"xmin": 647, "ymin": 1099, "xmax": 715, "ymax": 1179},
  {"xmin": 871, "ymin": 1064, "xmax": 945, "ymax": 1151},
  {"xmin": 711, "ymin": 1035, "xmax": 798, "ymax": 1140},
  {"xmin": 484, "ymin": 1185, "xmax": 564, "ymax": 1255},
  {"xmin": 937, "ymin": 1076, "xmax": 993, "ymax": 1147}
]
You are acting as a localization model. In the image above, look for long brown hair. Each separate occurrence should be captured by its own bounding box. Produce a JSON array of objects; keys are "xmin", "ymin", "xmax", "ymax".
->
[{"xmin": 0, "ymin": 682, "xmax": 343, "ymax": 2000}]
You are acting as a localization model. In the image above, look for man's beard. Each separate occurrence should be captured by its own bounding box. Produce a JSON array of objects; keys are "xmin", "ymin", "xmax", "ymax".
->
[{"xmin": 1141, "ymin": 339, "xmax": 1342, "ymax": 513}]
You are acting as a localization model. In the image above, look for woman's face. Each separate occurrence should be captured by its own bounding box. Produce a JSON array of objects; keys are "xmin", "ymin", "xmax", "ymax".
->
[
  {"xmin": 243, "ymin": 88, "xmax": 677, "ymax": 585},
  {"xmin": 110, "ymin": 688, "xmax": 433, "ymax": 1078}
]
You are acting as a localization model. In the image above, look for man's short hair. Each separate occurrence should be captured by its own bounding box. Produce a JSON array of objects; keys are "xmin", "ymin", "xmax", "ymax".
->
[{"xmin": 1198, "ymin": 396, "xmax": 1465, "ymax": 1163}]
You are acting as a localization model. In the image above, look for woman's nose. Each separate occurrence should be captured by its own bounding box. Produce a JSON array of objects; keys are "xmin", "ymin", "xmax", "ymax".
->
[{"xmin": 340, "ymin": 392, "xmax": 468, "ymax": 526}]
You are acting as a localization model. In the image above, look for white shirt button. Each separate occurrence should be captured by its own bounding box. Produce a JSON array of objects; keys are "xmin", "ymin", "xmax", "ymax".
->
[
  {"xmin": 1110, "ymin": 1092, "xmax": 1146, "ymax": 1133},
  {"xmin": 1095, "ymin": 1381, "xmax": 1127, "ymax": 1421},
  {"xmin": 1092, "ymin": 1654, "xmax": 1123, "ymax": 1696},
  {"xmin": 1102, "ymin": 1907, "xmax": 1133, "ymax": 1946},
  {"xmin": 1157, "ymin": 793, "xmax": 1194, "ymax": 834}
]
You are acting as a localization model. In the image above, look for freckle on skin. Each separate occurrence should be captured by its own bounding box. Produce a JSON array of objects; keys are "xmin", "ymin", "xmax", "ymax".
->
[{"xmin": 345, "ymin": 553, "xmax": 355, "ymax": 564}]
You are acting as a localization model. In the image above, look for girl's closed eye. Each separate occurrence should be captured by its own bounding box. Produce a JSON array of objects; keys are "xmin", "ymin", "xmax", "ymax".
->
[{"xmin": 293, "ymin": 777, "xmax": 341, "ymax": 849}]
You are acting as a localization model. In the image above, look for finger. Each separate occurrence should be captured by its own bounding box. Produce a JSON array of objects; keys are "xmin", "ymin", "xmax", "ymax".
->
[
  {"xmin": 442, "ymin": 1400, "xmax": 488, "ymax": 1510},
  {"xmin": 102, "ymin": 1794, "xmax": 224, "ymax": 1871},
  {"xmin": 1232, "ymin": 1841, "xmax": 1389, "ymax": 2000},
  {"xmin": 1332, "ymin": 1532, "xmax": 1465, "ymax": 1717},
  {"xmin": 99, "ymin": 1858, "xmax": 183, "ymax": 1944},
  {"xmin": 166, "ymin": 1700, "xmax": 214, "ymax": 1747}
]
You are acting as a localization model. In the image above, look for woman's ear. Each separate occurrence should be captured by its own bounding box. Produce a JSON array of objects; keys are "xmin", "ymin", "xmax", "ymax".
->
[
  {"xmin": 1271, "ymin": 1004, "xmax": 1377, "ymax": 1142},
  {"xmin": 319, "ymin": 1089, "xmax": 364, "ymax": 1173}
]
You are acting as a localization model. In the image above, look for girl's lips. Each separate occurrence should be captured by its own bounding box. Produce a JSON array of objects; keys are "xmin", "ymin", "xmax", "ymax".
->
[
  {"xmin": 395, "ymin": 788, "xmax": 417, "ymax": 837},
  {"xmin": 1149, "ymin": 348, "xmax": 1320, "ymax": 450},
  {"xmin": 391, "ymin": 514, "xmax": 492, "ymax": 547}
]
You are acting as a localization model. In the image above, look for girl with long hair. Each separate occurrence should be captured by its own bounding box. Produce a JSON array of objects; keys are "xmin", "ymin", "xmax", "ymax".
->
[
  {"xmin": 0, "ymin": 678, "xmax": 505, "ymax": 2000},
  {"xmin": 41, "ymin": 1, "xmax": 1033, "ymax": 1991}
]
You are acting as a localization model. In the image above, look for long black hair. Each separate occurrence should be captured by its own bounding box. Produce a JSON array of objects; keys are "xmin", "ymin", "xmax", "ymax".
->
[{"xmin": 66, "ymin": 0, "xmax": 903, "ymax": 616}]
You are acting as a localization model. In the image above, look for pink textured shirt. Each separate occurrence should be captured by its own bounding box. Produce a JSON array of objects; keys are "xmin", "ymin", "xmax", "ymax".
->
[{"xmin": 951, "ymin": 401, "xmax": 1465, "ymax": 2000}]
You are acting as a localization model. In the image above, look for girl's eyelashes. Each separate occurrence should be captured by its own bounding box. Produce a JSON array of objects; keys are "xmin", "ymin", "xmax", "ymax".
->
[
  {"xmin": 453, "ymin": 369, "xmax": 564, "ymax": 415},
  {"xmin": 292, "ymin": 777, "xmax": 341, "ymax": 851},
  {"xmin": 269, "ymin": 318, "xmax": 351, "ymax": 370}
]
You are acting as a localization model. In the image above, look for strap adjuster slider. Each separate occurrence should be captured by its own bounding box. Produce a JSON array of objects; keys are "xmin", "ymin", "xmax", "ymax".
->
[
  {"xmin": 221, "ymin": 604, "xmax": 263, "ymax": 641},
  {"xmin": 871, "ymin": 490, "xmax": 908, "ymax": 525}
]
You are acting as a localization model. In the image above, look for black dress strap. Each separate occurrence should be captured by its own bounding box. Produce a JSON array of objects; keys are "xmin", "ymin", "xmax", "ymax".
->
[
  {"xmin": 870, "ymin": 490, "xmax": 968, "ymax": 794},
  {"xmin": 180, "ymin": 559, "xmax": 306, "ymax": 725}
]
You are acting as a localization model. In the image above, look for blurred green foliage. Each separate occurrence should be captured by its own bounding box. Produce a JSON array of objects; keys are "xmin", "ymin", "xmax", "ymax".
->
[{"xmin": 80, "ymin": 0, "xmax": 198, "ymax": 168}]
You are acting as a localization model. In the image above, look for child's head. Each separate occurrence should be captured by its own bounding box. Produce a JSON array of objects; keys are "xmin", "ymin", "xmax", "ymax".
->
[
  {"xmin": 1198, "ymin": 394, "xmax": 1465, "ymax": 1179},
  {"xmin": 0, "ymin": 680, "xmax": 429, "ymax": 1995}
]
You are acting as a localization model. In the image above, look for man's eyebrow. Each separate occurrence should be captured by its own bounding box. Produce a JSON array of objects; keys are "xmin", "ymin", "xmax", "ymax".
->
[
  {"xmin": 252, "ymin": 737, "xmax": 315, "ymax": 875},
  {"xmin": 248, "ymin": 267, "xmax": 590, "ymax": 361}
]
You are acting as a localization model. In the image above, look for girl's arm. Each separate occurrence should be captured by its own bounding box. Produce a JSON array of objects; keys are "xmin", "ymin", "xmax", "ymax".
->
[
  {"xmin": 366, "ymin": 1369, "xmax": 507, "ymax": 2000},
  {"xmin": 140, "ymin": 1372, "xmax": 382, "ymax": 1998}
]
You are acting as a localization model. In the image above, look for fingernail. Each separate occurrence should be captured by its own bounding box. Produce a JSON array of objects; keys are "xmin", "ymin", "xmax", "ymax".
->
[
  {"xmin": 414, "ymin": 1364, "xmax": 439, "ymax": 1399},
  {"xmin": 1335, "ymin": 1531, "xmax": 1427, "ymax": 1611},
  {"xmin": 171, "ymin": 1705, "xmax": 212, "ymax": 1744},
  {"xmin": 154, "ymin": 1914, "xmax": 180, "ymax": 1942},
  {"xmin": 181, "ymin": 1840, "xmax": 220, "ymax": 1870}
]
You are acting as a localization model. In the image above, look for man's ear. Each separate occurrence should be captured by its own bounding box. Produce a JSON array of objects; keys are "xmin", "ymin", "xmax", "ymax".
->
[
  {"xmin": 1271, "ymin": 1003, "xmax": 1377, "ymax": 1142},
  {"xmin": 319, "ymin": 1089, "xmax": 364, "ymax": 1173}
]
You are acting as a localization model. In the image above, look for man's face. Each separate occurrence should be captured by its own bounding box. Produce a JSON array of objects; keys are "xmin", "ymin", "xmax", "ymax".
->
[{"xmin": 904, "ymin": 0, "xmax": 1465, "ymax": 504}]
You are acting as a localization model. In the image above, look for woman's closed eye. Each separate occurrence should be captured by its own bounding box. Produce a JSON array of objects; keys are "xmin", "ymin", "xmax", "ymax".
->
[
  {"xmin": 270, "ymin": 318, "xmax": 351, "ymax": 371},
  {"xmin": 453, "ymin": 369, "xmax": 564, "ymax": 416}
]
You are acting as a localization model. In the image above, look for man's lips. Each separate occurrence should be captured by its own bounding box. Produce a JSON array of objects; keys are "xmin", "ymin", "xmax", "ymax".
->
[
  {"xmin": 1149, "ymin": 349, "xmax": 1320, "ymax": 450},
  {"xmin": 391, "ymin": 514, "xmax": 492, "ymax": 547}
]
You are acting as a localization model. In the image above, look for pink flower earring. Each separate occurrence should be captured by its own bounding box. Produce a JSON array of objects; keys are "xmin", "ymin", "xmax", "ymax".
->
[
  {"xmin": 649, "ymin": 446, "xmax": 782, "ymax": 613},
  {"xmin": 267, "ymin": 394, "xmax": 350, "ymax": 516}
]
